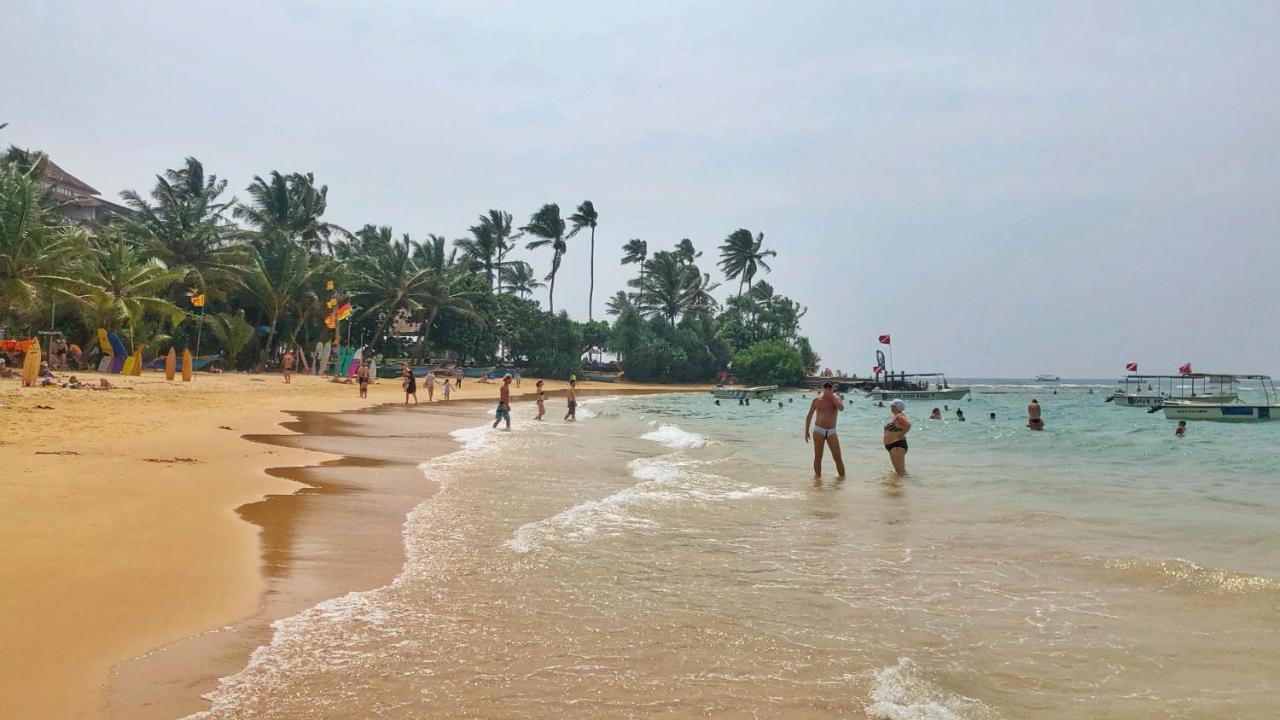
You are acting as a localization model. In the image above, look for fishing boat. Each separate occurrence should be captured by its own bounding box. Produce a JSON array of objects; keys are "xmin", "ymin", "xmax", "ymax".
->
[
  {"xmin": 1107, "ymin": 373, "xmax": 1238, "ymax": 409},
  {"xmin": 867, "ymin": 373, "xmax": 971, "ymax": 401},
  {"xmin": 1159, "ymin": 375, "xmax": 1280, "ymax": 422},
  {"xmin": 581, "ymin": 370, "xmax": 624, "ymax": 382},
  {"xmin": 712, "ymin": 385, "xmax": 778, "ymax": 401},
  {"xmin": 1035, "ymin": 374, "xmax": 1060, "ymax": 382}
]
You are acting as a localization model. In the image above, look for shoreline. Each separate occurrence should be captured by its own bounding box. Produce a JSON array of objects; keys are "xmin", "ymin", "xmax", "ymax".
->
[{"xmin": 0, "ymin": 372, "xmax": 706, "ymax": 719}]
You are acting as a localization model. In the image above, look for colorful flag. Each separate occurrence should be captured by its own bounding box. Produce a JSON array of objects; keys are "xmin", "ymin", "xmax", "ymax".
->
[
  {"xmin": 1178, "ymin": 362, "xmax": 1192, "ymax": 375},
  {"xmin": 878, "ymin": 334, "xmax": 891, "ymax": 345},
  {"xmin": 190, "ymin": 294, "xmax": 206, "ymax": 308},
  {"xmin": 326, "ymin": 297, "xmax": 337, "ymax": 308},
  {"xmin": 336, "ymin": 302, "xmax": 352, "ymax": 321},
  {"xmin": 873, "ymin": 365, "xmax": 884, "ymax": 374},
  {"xmin": 1125, "ymin": 362, "xmax": 1138, "ymax": 372}
]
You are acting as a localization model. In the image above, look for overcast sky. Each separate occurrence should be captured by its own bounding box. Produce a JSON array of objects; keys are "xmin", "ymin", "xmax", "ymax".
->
[{"xmin": 6, "ymin": 1, "xmax": 1277, "ymax": 377}]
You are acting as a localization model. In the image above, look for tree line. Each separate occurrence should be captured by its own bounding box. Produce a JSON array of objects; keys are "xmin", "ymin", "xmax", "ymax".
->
[{"xmin": 0, "ymin": 147, "xmax": 818, "ymax": 384}]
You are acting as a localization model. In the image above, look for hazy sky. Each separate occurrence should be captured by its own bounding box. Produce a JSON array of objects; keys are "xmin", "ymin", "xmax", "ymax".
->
[{"xmin": 6, "ymin": 1, "xmax": 1278, "ymax": 376}]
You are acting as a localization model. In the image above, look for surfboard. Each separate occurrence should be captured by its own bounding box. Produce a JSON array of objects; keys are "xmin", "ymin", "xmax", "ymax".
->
[
  {"xmin": 165, "ymin": 348, "xmax": 176, "ymax": 381},
  {"xmin": 107, "ymin": 332, "xmax": 127, "ymax": 374},
  {"xmin": 20, "ymin": 338, "xmax": 41, "ymax": 387},
  {"xmin": 121, "ymin": 355, "xmax": 135, "ymax": 375},
  {"xmin": 130, "ymin": 346, "xmax": 145, "ymax": 376},
  {"xmin": 181, "ymin": 349, "xmax": 193, "ymax": 382},
  {"xmin": 318, "ymin": 342, "xmax": 332, "ymax": 375},
  {"xmin": 348, "ymin": 348, "xmax": 363, "ymax": 378}
]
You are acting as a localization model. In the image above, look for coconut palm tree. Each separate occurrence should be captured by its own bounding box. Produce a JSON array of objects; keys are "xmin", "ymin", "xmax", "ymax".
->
[
  {"xmin": 65, "ymin": 228, "xmax": 186, "ymax": 337},
  {"xmin": 567, "ymin": 200, "xmax": 598, "ymax": 320},
  {"xmin": 675, "ymin": 238, "xmax": 701, "ymax": 264},
  {"xmin": 499, "ymin": 261, "xmax": 543, "ymax": 299},
  {"xmin": 240, "ymin": 240, "xmax": 324, "ymax": 366},
  {"xmin": 0, "ymin": 162, "xmax": 85, "ymax": 322},
  {"xmin": 604, "ymin": 289, "xmax": 636, "ymax": 317},
  {"xmin": 414, "ymin": 233, "xmax": 456, "ymax": 272},
  {"xmin": 473, "ymin": 210, "xmax": 521, "ymax": 291},
  {"xmin": 621, "ymin": 238, "xmax": 648, "ymax": 290},
  {"xmin": 234, "ymin": 171, "xmax": 344, "ymax": 253},
  {"xmin": 717, "ymin": 228, "xmax": 776, "ymax": 296},
  {"xmin": 455, "ymin": 222, "xmax": 501, "ymax": 289},
  {"xmin": 409, "ymin": 266, "xmax": 482, "ymax": 361},
  {"xmin": 119, "ymin": 157, "xmax": 243, "ymax": 295},
  {"xmin": 634, "ymin": 251, "xmax": 720, "ymax": 326},
  {"xmin": 521, "ymin": 203, "xmax": 567, "ymax": 314},
  {"xmin": 349, "ymin": 233, "xmax": 441, "ymax": 347}
]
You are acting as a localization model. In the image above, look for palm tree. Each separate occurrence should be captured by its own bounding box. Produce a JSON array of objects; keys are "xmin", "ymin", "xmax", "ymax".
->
[
  {"xmin": 521, "ymin": 203, "xmax": 567, "ymax": 314},
  {"xmin": 604, "ymin": 289, "xmax": 636, "ymax": 317},
  {"xmin": 410, "ymin": 266, "xmax": 482, "ymax": 361},
  {"xmin": 0, "ymin": 162, "xmax": 85, "ymax": 322},
  {"xmin": 717, "ymin": 229, "xmax": 776, "ymax": 296},
  {"xmin": 349, "ymin": 232, "xmax": 445, "ymax": 347},
  {"xmin": 119, "ymin": 157, "xmax": 243, "ymax": 295},
  {"xmin": 234, "ymin": 171, "xmax": 344, "ymax": 253},
  {"xmin": 634, "ymin": 251, "xmax": 720, "ymax": 326},
  {"xmin": 499, "ymin": 261, "xmax": 543, "ymax": 299},
  {"xmin": 240, "ymin": 240, "xmax": 324, "ymax": 366},
  {"xmin": 414, "ymin": 233, "xmax": 456, "ymax": 272},
  {"xmin": 65, "ymin": 228, "xmax": 186, "ymax": 337},
  {"xmin": 621, "ymin": 238, "xmax": 648, "ymax": 290},
  {"xmin": 567, "ymin": 200, "xmax": 598, "ymax": 320},
  {"xmin": 455, "ymin": 222, "xmax": 501, "ymax": 289},
  {"xmin": 473, "ymin": 210, "xmax": 521, "ymax": 291},
  {"xmin": 675, "ymin": 238, "xmax": 701, "ymax": 264}
]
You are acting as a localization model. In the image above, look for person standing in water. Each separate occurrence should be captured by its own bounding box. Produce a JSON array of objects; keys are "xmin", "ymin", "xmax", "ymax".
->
[
  {"xmin": 804, "ymin": 381, "xmax": 846, "ymax": 478},
  {"xmin": 565, "ymin": 379, "xmax": 577, "ymax": 421},
  {"xmin": 1027, "ymin": 398, "xmax": 1044, "ymax": 430},
  {"xmin": 492, "ymin": 373, "xmax": 513, "ymax": 430},
  {"xmin": 357, "ymin": 360, "xmax": 370, "ymax": 398},
  {"xmin": 883, "ymin": 399, "xmax": 912, "ymax": 476},
  {"xmin": 1175, "ymin": 420, "xmax": 1187, "ymax": 437},
  {"xmin": 535, "ymin": 380, "xmax": 546, "ymax": 420},
  {"xmin": 402, "ymin": 364, "xmax": 418, "ymax": 406},
  {"xmin": 283, "ymin": 348, "xmax": 295, "ymax": 383}
]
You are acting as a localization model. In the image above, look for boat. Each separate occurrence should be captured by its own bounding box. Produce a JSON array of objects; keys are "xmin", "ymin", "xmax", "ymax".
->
[
  {"xmin": 1159, "ymin": 375, "xmax": 1280, "ymax": 422},
  {"xmin": 1035, "ymin": 374, "xmax": 1060, "ymax": 382},
  {"xmin": 712, "ymin": 385, "xmax": 778, "ymax": 401},
  {"xmin": 581, "ymin": 370, "xmax": 624, "ymax": 382},
  {"xmin": 867, "ymin": 373, "xmax": 971, "ymax": 402},
  {"xmin": 1107, "ymin": 373, "xmax": 1238, "ymax": 409}
]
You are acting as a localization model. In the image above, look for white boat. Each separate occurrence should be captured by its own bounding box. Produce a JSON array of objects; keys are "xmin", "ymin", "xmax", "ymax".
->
[
  {"xmin": 1107, "ymin": 373, "xmax": 1238, "ymax": 409},
  {"xmin": 712, "ymin": 385, "xmax": 777, "ymax": 401},
  {"xmin": 868, "ymin": 373, "xmax": 971, "ymax": 402},
  {"xmin": 1160, "ymin": 375, "xmax": 1280, "ymax": 422},
  {"xmin": 1035, "ymin": 374, "xmax": 1060, "ymax": 382}
]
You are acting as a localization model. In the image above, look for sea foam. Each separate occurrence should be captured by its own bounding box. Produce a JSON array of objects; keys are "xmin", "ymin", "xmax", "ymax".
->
[
  {"xmin": 640, "ymin": 423, "xmax": 708, "ymax": 449},
  {"xmin": 866, "ymin": 658, "xmax": 998, "ymax": 720}
]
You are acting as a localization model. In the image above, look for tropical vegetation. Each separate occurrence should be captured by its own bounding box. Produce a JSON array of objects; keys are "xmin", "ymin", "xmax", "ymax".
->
[{"xmin": 0, "ymin": 144, "xmax": 818, "ymax": 384}]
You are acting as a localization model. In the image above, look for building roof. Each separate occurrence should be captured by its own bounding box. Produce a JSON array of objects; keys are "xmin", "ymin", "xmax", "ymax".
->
[{"xmin": 42, "ymin": 158, "xmax": 100, "ymax": 196}]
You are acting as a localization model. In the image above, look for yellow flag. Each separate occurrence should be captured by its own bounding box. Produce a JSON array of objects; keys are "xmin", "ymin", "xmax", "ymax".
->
[
  {"xmin": 191, "ymin": 294, "xmax": 206, "ymax": 308},
  {"xmin": 326, "ymin": 298, "xmax": 337, "ymax": 308},
  {"xmin": 326, "ymin": 280, "xmax": 335, "ymax": 291}
]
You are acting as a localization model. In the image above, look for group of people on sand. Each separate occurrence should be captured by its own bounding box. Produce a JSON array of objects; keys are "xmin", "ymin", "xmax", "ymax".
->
[{"xmin": 395, "ymin": 364, "xmax": 578, "ymax": 429}]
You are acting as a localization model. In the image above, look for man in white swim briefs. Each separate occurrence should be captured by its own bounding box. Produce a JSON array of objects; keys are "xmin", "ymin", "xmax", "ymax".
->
[{"xmin": 804, "ymin": 381, "xmax": 846, "ymax": 478}]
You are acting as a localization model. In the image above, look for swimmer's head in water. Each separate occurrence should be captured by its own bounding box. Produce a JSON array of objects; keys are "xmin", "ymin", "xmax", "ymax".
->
[{"xmin": 890, "ymin": 399, "xmax": 906, "ymax": 412}]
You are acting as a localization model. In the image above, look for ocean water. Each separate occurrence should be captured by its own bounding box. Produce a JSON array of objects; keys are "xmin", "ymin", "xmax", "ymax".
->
[{"xmin": 189, "ymin": 383, "xmax": 1280, "ymax": 719}]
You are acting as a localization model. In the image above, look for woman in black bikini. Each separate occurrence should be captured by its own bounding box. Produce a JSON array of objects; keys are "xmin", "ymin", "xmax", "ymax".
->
[
  {"xmin": 883, "ymin": 399, "xmax": 912, "ymax": 476},
  {"xmin": 402, "ymin": 363, "xmax": 418, "ymax": 406}
]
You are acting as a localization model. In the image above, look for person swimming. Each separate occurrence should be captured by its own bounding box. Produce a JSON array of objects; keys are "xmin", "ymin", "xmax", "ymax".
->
[
  {"xmin": 929, "ymin": 408, "xmax": 942, "ymax": 420},
  {"xmin": 883, "ymin": 399, "xmax": 911, "ymax": 476},
  {"xmin": 804, "ymin": 381, "xmax": 845, "ymax": 478},
  {"xmin": 1175, "ymin": 420, "xmax": 1187, "ymax": 437}
]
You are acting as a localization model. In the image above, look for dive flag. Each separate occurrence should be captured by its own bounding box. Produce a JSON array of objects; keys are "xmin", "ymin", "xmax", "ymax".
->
[
  {"xmin": 878, "ymin": 334, "xmax": 892, "ymax": 345},
  {"xmin": 1125, "ymin": 362, "xmax": 1138, "ymax": 372},
  {"xmin": 190, "ymin": 294, "xmax": 206, "ymax": 308},
  {"xmin": 1178, "ymin": 362, "xmax": 1192, "ymax": 375}
]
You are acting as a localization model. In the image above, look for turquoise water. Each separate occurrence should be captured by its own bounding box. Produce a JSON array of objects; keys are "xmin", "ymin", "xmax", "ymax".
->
[{"xmin": 192, "ymin": 383, "xmax": 1280, "ymax": 719}]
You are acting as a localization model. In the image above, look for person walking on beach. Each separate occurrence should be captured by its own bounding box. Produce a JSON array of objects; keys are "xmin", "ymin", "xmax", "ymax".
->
[
  {"xmin": 454, "ymin": 366, "xmax": 463, "ymax": 389},
  {"xmin": 804, "ymin": 381, "xmax": 846, "ymax": 478},
  {"xmin": 1027, "ymin": 399, "xmax": 1044, "ymax": 430},
  {"xmin": 357, "ymin": 360, "xmax": 370, "ymax": 399},
  {"xmin": 884, "ymin": 399, "xmax": 912, "ymax": 476},
  {"xmin": 535, "ymin": 380, "xmax": 546, "ymax": 420},
  {"xmin": 493, "ymin": 373, "xmax": 513, "ymax": 430},
  {"xmin": 514, "ymin": 367, "xmax": 522, "ymax": 388},
  {"xmin": 402, "ymin": 364, "xmax": 418, "ymax": 406},
  {"xmin": 425, "ymin": 369, "xmax": 437, "ymax": 402},
  {"xmin": 442, "ymin": 377, "xmax": 452, "ymax": 400},
  {"xmin": 565, "ymin": 379, "xmax": 578, "ymax": 421},
  {"xmin": 283, "ymin": 349, "xmax": 295, "ymax": 383}
]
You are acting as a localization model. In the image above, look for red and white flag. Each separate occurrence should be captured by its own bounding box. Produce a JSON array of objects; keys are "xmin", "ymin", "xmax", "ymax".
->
[
  {"xmin": 878, "ymin": 334, "xmax": 892, "ymax": 345},
  {"xmin": 1125, "ymin": 362, "xmax": 1138, "ymax": 372},
  {"xmin": 1178, "ymin": 362, "xmax": 1192, "ymax": 375},
  {"xmin": 873, "ymin": 365, "xmax": 884, "ymax": 374}
]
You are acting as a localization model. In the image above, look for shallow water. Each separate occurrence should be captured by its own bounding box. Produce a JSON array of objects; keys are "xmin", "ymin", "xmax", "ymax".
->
[{"xmin": 189, "ymin": 384, "xmax": 1280, "ymax": 719}]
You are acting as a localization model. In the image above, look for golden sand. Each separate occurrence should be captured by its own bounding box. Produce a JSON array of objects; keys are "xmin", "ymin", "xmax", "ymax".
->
[{"xmin": 0, "ymin": 370, "xmax": 700, "ymax": 719}]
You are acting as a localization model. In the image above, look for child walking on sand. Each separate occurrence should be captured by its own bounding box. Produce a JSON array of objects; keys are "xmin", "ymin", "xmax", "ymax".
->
[{"xmin": 442, "ymin": 377, "xmax": 452, "ymax": 400}]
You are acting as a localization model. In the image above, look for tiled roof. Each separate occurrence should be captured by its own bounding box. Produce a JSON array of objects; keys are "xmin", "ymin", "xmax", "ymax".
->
[{"xmin": 42, "ymin": 158, "xmax": 100, "ymax": 196}]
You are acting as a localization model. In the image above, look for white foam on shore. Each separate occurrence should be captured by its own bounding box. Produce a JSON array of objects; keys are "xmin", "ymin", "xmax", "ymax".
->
[
  {"xmin": 641, "ymin": 423, "xmax": 708, "ymax": 449},
  {"xmin": 865, "ymin": 658, "xmax": 998, "ymax": 720}
]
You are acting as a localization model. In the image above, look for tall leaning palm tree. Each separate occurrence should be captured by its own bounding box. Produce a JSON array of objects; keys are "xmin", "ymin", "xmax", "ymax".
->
[
  {"xmin": 567, "ymin": 200, "xmax": 599, "ymax": 320},
  {"xmin": 455, "ymin": 222, "xmax": 501, "ymax": 289},
  {"xmin": 521, "ymin": 203, "xmax": 567, "ymax": 314},
  {"xmin": 473, "ymin": 210, "xmax": 520, "ymax": 291},
  {"xmin": 717, "ymin": 228, "xmax": 776, "ymax": 296},
  {"xmin": 621, "ymin": 238, "xmax": 648, "ymax": 291},
  {"xmin": 234, "ymin": 171, "xmax": 344, "ymax": 253}
]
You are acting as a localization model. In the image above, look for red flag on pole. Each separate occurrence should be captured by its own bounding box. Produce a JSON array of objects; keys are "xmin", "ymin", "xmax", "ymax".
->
[
  {"xmin": 878, "ymin": 334, "xmax": 891, "ymax": 345},
  {"xmin": 1178, "ymin": 362, "xmax": 1192, "ymax": 375},
  {"xmin": 1125, "ymin": 362, "xmax": 1138, "ymax": 372}
]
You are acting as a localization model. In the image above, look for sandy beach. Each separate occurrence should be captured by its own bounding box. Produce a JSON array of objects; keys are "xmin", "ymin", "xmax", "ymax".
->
[{"xmin": 0, "ymin": 371, "xmax": 702, "ymax": 720}]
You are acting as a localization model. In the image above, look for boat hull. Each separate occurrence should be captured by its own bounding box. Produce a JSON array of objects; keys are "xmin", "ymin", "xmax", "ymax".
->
[
  {"xmin": 1162, "ymin": 403, "xmax": 1278, "ymax": 422},
  {"xmin": 581, "ymin": 371, "xmax": 624, "ymax": 383},
  {"xmin": 869, "ymin": 387, "xmax": 971, "ymax": 401},
  {"xmin": 712, "ymin": 385, "xmax": 777, "ymax": 401},
  {"xmin": 1109, "ymin": 392, "xmax": 1237, "ymax": 408}
]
